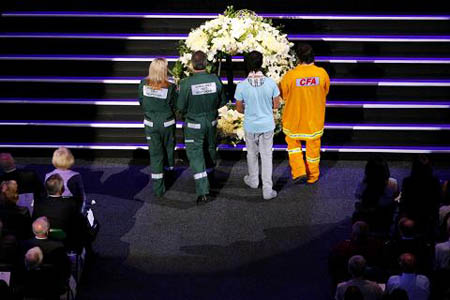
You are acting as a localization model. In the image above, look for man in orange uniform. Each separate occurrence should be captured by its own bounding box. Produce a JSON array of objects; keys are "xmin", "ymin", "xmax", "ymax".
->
[{"xmin": 280, "ymin": 43, "xmax": 330, "ymax": 184}]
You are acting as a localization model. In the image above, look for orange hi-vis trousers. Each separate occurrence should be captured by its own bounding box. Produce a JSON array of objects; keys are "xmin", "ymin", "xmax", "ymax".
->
[{"xmin": 285, "ymin": 136, "xmax": 321, "ymax": 183}]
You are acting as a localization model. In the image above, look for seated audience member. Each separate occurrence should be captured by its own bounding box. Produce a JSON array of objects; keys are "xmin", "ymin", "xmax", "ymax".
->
[
  {"xmin": 329, "ymin": 221, "xmax": 384, "ymax": 285},
  {"xmin": 33, "ymin": 174, "xmax": 81, "ymax": 249},
  {"xmin": 0, "ymin": 180, "xmax": 32, "ymax": 239},
  {"xmin": 343, "ymin": 286, "xmax": 364, "ymax": 300},
  {"xmin": 386, "ymin": 253, "xmax": 430, "ymax": 300},
  {"xmin": 0, "ymin": 279, "xmax": 12, "ymax": 300},
  {"xmin": 0, "ymin": 219, "xmax": 18, "ymax": 264},
  {"xmin": 435, "ymin": 221, "xmax": 450, "ymax": 271},
  {"xmin": 383, "ymin": 218, "xmax": 432, "ymax": 275},
  {"xmin": 399, "ymin": 155, "xmax": 441, "ymax": 239},
  {"xmin": 0, "ymin": 153, "xmax": 45, "ymax": 202},
  {"xmin": 45, "ymin": 147, "xmax": 86, "ymax": 212},
  {"xmin": 335, "ymin": 255, "xmax": 383, "ymax": 300},
  {"xmin": 22, "ymin": 217, "xmax": 70, "ymax": 277},
  {"xmin": 433, "ymin": 221, "xmax": 450, "ymax": 299},
  {"xmin": 439, "ymin": 181, "xmax": 450, "ymax": 240},
  {"xmin": 386, "ymin": 288, "xmax": 409, "ymax": 300},
  {"xmin": 353, "ymin": 156, "xmax": 399, "ymax": 235},
  {"xmin": 22, "ymin": 246, "xmax": 68, "ymax": 299}
]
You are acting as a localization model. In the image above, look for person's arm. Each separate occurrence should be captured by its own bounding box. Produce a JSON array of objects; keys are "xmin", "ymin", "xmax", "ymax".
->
[
  {"xmin": 67, "ymin": 174, "xmax": 86, "ymax": 211},
  {"xmin": 234, "ymin": 84, "xmax": 244, "ymax": 113},
  {"xmin": 138, "ymin": 80, "xmax": 144, "ymax": 106},
  {"xmin": 217, "ymin": 77, "xmax": 228, "ymax": 108},
  {"xmin": 176, "ymin": 80, "xmax": 188, "ymax": 116},
  {"xmin": 272, "ymin": 82, "xmax": 281, "ymax": 109},
  {"xmin": 235, "ymin": 101, "xmax": 244, "ymax": 113},
  {"xmin": 324, "ymin": 71, "xmax": 330, "ymax": 96},
  {"xmin": 279, "ymin": 73, "xmax": 289, "ymax": 101}
]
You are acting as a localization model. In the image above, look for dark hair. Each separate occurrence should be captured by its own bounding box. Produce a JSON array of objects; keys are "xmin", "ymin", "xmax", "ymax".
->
[
  {"xmin": 245, "ymin": 51, "xmax": 263, "ymax": 73},
  {"xmin": 411, "ymin": 154, "xmax": 433, "ymax": 179},
  {"xmin": 191, "ymin": 51, "xmax": 207, "ymax": 70},
  {"xmin": 45, "ymin": 174, "xmax": 64, "ymax": 196},
  {"xmin": 389, "ymin": 288, "xmax": 409, "ymax": 300},
  {"xmin": 344, "ymin": 286, "xmax": 364, "ymax": 300},
  {"xmin": 296, "ymin": 43, "xmax": 314, "ymax": 64},
  {"xmin": 361, "ymin": 155, "xmax": 390, "ymax": 207},
  {"xmin": 348, "ymin": 255, "xmax": 366, "ymax": 278}
]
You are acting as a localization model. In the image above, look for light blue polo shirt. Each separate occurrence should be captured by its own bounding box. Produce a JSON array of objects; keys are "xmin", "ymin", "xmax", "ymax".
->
[{"xmin": 234, "ymin": 76, "xmax": 280, "ymax": 133}]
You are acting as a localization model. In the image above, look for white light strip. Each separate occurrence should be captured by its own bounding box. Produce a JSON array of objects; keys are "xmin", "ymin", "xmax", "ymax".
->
[
  {"xmin": 289, "ymin": 36, "xmax": 450, "ymax": 42},
  {"xmin": 2, "ymin": 12, "xmax": 449, "ymax": 21},
  {"xmin": 2, "ymin": 99, "xmax": 449, "ymax": 108},
  {"xmin": 1, "ymin": 55, "xmax": 449, "ymax": 64},
  {"xmin": 2, "ymin": 34, "xmax": 449, "ymax": 43},
  {"xmin": 0, "ymin": 143, "xmax": 449, "ymax": 153},
  {"xmin": 1, "ymin": 121, "xmax": 448, "ymax": 131}
]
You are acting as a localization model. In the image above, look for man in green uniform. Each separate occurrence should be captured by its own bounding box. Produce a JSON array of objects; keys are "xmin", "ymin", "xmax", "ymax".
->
[
  {"xmin": 138, "ymin": 58, "xmax": 177, "ymax": 197},
  {"xmin": 177, "ymin": 51, "xmax": 227, "ymax": 204}
]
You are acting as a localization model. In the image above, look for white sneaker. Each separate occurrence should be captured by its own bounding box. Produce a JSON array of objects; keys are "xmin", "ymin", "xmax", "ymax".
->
[
  {"xmin": 244, "ymin": 175, "xmax": 258, "ymax": 189},
  {"xmin": 263, "ymin": 190, "xmax": 277, "ymax": 200}
]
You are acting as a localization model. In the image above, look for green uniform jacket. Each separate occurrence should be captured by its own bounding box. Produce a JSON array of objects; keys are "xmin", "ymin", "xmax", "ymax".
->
[
  {"xmin": 138, "ymin": 79, "xmax": 177, "ymax": 123},
  {"xmin": 176, "ymin": 72, "xmax": 227, "ymax": 122}
]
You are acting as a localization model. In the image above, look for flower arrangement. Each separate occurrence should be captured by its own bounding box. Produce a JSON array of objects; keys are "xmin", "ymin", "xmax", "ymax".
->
[{"xmin": 172, "ymin": 6, "xmax": 295, "ymax": 145}]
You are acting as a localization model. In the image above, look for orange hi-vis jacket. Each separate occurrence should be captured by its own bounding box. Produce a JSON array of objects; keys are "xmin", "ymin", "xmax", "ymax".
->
[{"xmin": 280, "ymin": 64, "xmax": 330, "ymax": 140}]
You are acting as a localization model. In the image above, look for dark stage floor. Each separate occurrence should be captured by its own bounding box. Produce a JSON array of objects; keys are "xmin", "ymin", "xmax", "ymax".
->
[{"xmin": 13, "ymin": 156, "xmax": 450, "ymax": 300}]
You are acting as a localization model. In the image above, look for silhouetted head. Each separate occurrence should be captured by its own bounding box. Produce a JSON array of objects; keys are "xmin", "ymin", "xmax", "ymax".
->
[
  {"xmin": 348, "ymin": 255, "xmax": 366, "ymax": 278},
  {"xmin": 191, "ymin": 51, "xmax": 207, "ymax": 70},
  {"xmin": 45, "ymin": 174, "xmax": 64, "ymax": 196},
  {"xmin": 245, "ymin": 51, "xmax": 263, "ymax": 73},
  {"xmin": 296, "ymin": 43, "xmax": 314, "ymax": 64},
  {"xmin": 399, "ymin": 253, "xmax": 416, "ymax": 274},
  {"xmin": 410, "ymin": 154, "xmax": 433, "ymax": 179}
]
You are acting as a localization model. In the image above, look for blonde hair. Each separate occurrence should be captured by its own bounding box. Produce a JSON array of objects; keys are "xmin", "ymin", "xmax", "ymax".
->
[
  {"xmin": 52, "ymin": 147, "xmax": 75, "ymax": 169},
  {"xmin": 146, "ymin": 57, "xmax": 169, "ymax": 89}
]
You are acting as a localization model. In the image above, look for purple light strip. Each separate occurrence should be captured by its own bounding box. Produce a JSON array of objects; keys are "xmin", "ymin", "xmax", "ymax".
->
[
  {"xmin": 2, "ymin": 11, "xmax": 449, "ymax": 20},
  {"xmin": 1, "ymin": 54, "xmax": 450, "ymax": 64},
  {"xmin": 1, "ymin": 76, "xmax": 450, "ymax": 87},
  {"xmin": 1, "ymin": 120, "xmax": 449, "ymax": 131},
  {"xmin": 0, "ymin": 142, "xmax": 449, "ymax": 153},
  {"xmin": 2, "ymin": 98, "xmax": 449, "ymax": 108},
  {"xmin": 1, "ymin": 33, "xmax": 450, "ymax": 42}
]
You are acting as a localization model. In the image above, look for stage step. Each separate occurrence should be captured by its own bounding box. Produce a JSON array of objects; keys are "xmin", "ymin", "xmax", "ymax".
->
[
  {"xmin": 2, "ymin": 12, "xmax": 449, "ymax": 34},
  {"xmin": 0, "ymin": 10, "xmax": 448, "ymax": 157},
  {"xmin": 1, "ymin": 56, "xmax": 449, "ymax": 79}
]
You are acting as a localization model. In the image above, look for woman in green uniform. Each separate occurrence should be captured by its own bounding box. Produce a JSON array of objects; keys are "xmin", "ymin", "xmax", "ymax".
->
[{"xmin": 138, "ymin": 58, "xmax": 177, "ymax": 197}]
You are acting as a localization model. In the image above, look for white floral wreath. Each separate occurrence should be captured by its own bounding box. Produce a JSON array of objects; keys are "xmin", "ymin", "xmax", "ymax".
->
[{"xmin": 172, "ymin": 7, "xmax": 296, "ymax": 145}]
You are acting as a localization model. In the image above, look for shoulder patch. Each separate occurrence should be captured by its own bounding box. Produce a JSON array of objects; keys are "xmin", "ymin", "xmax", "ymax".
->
[
  {"xmin": 143, "ymin": 86, "xmax": 168, "ymax": 99},
  {"xmin": 191, "ymin": 82, "xmax": 217, "ymax": 96}
]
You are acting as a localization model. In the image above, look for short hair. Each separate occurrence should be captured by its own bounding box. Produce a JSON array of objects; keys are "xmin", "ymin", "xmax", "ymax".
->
[
  {"xmin": 296, "ymin": 43, "xmax": 315, "ymax": 64},
  {"xmin": 348, "ymin": 255, "xmax": 366, "ymax": 278},
  {"xmin": 147, "ymin": 57, "xmax": 169, "ymax": 89},
  {"xmin": 0, "ymin": 180, "xmax": 18, "ymax": 204},
  {"xmin": 45, "ymin": 174, "xmax": 64, "ymax": 196},
  {"xmin": 398, "ymin": 217, "xmax": 415, "ymax": 238},
  {"xmin": 52, "ymin": 147, "xmax": 75, "ymax": 170},
  {"xmin": 25, "ymin": 247, "xmax": 43, "ymax": 270},
  {"xmin": 411, "ymin": 154, "xmax": 432, "ymax": 178},
  {"xmin": 245, "ymin": 51, "xmax": 263, "ymax": 73},
  {"xmin": 0, "ymin": 153, "xmax": 15, "ymax": 172},
  {"xmin": 344, "ymin": 286, "xmax": 364, "ymax": 300},
  {"xmin": 399, "ymin": 253, "xmax": 416, "ymax": 273},
  {"xmin": 191, "ymin": 51, "xmax": 207, "ymax": 70},
  {"xmin": 351, "ymin": 221, "xmax": 369, "ymax": 241},
  {"xmin": 32, "ymin": 217, "xmax": 50, "ymax": 237}
]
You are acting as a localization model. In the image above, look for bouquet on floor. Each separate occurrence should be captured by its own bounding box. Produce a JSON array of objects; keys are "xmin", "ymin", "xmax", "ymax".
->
[{"xmin": 172, "ymin": 6, "xmax": 295, "ymax": 145}]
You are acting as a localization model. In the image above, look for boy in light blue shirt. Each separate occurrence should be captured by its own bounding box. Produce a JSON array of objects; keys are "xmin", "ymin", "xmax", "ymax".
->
[{"xmin": 235, "ymin": 51, "xmax": 281, "ymax": 200}]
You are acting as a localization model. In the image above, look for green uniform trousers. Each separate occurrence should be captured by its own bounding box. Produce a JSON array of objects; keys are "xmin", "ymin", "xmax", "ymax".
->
[
  {"xmin": 144, "ymin": 117, "xmax": 175, "ymax": 197},
  {"xmin": 184, "ymin": 117, "xmax": 217, "ymax": 196}
]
